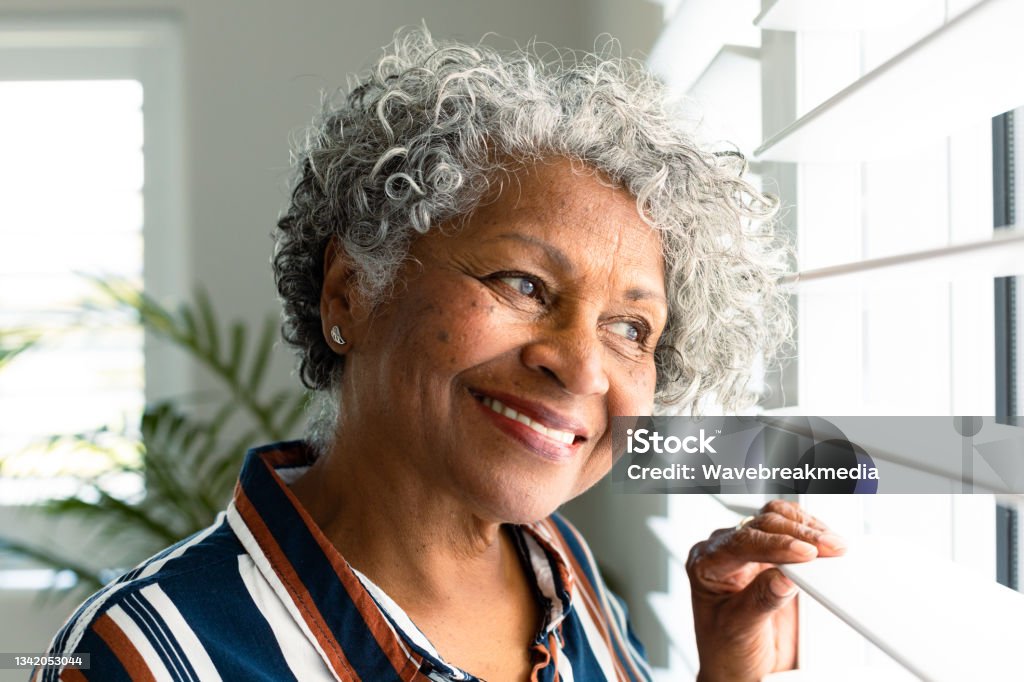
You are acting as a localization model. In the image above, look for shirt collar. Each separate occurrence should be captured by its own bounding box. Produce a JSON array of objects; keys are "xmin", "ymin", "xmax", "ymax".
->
[{"xmin": 226, "ymin": 441, "xmax": 577, "ymax": 681}]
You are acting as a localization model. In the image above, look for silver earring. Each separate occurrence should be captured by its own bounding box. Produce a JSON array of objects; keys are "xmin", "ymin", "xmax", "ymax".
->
[{"xmin": 330, "ymin": 325, "xmax": 346, "ymax": 345}]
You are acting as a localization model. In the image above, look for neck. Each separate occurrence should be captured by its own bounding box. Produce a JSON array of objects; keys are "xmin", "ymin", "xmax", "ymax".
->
[{"xmin": 289, "ymin": 434, "xmax": 519, "ymax": 610}]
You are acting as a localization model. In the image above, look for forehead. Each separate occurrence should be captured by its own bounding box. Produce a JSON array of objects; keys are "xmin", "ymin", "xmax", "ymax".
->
[{"xmin": 469, "ymin": 159, "xmax": 666, "ymax": 282}]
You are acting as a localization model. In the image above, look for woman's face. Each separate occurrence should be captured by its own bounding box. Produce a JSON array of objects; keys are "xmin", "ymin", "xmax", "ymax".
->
[{"xmin": 331, "ymin": 159, "xmax": 667, "ymax": 523}]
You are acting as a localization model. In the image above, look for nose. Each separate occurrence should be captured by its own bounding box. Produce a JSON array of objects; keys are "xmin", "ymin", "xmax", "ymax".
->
[{"xmin": 520, "ymin": 315, "xmax": 610, "ymax": 396}]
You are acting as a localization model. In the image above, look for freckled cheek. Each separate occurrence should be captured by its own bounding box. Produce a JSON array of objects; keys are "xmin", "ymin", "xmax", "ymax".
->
[
  {"xmin": 611, "ymin": 363, "xmax": 658, "ymax": 414},
  {"xmin": 418, "ymin": 294, "xmax": 511, "ymax": 368}
]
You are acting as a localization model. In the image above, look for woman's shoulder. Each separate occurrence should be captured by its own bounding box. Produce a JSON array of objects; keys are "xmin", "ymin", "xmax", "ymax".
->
[{"xmin": 37, "ymin": 513, "xmax": 257, "ymax": 680}]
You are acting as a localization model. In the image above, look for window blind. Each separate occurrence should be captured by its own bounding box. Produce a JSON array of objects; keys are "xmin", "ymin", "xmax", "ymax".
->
[{"xmin": 642, "ymin": 0, "xmax": 1024, "ymax": 678}]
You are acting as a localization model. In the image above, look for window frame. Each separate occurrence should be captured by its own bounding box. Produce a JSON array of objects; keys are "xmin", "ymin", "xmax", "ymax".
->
[{"xmin": 0, "ymin": 15, "xmax": 185, "ymax": 579}]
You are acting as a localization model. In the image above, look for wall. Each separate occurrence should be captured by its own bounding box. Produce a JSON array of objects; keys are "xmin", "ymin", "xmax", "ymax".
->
[{"xmin": 0, "ymin": 0, "xmax": 671, "ymax": 672}]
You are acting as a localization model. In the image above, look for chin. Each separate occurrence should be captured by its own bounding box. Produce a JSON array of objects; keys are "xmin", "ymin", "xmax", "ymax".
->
[
  {"xmin": 475, "ymin": 470, "xmax": 598, "ymax": 525},
  {"xmin": 497, "ymin": 498, "xmax": 564, "ymax": 526}
]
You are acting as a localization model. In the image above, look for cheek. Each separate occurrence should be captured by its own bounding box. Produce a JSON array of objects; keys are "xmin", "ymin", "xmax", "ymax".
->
[
  {"xmin": 408, "ymin": 284, "xmax": 508, "ymax": 370},
  {"xmin": 612, "ymin": 361, "xmax": 658, "ymax": 415}
]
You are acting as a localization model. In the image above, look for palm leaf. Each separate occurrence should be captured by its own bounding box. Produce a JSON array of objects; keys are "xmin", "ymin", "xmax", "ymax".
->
[
  {"xmin": 2, "ymin": 279, "xmax": 312, "ymax": 596},
  {"xmin": 0, "ymin": 331, "xmax": 39, "ymax": 371}
]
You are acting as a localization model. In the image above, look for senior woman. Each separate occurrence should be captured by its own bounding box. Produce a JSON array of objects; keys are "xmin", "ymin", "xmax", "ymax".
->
[{"xmin": 41, "ymin": 29, "xmax": 844, "ymax": 682}]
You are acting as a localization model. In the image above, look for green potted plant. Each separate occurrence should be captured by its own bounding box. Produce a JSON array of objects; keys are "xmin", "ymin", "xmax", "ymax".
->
[{"xmin": 0, "ymin": 281, "xmax": 307, "ymax": 595}]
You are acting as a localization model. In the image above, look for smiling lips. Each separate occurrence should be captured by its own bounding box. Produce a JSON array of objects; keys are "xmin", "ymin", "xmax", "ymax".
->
[{"xmin": 479, "ymin": 395, "xmax": 579, "ymax": 446}]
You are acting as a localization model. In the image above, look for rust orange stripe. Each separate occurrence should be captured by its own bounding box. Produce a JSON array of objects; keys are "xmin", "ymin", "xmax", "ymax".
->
[
  {"xmin": 235, "ymin": 486, "xmax": 362, "ymax": 681},
  {"xmin": 258, "ymin": 457, "xmax": 423, "ymax": 679},
  {"xmin": 549, "ymin": 630, "xmax": 561, "ymax": 682},
  {"xmin": 59, "ymin": 667, "xmax": 88, "ymax": 682},
  {"xmin": 556, "ymin": 518, "xmax": 646, "ymax": 681},
  {"xmin": 541, "ymin": 518, "xmax": 631, "ymax": 681},
  {"xmin": 91, "ymin": 613, "xmax": 155, "ymax": 682}
]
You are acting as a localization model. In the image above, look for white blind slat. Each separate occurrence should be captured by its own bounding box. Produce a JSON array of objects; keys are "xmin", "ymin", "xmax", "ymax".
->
[
  {"xmin": 646, "ymin": 0, "xmax": 759, "ymax": 96},
  {"xmin": 786, "ymin": 225, "xmax": 1024, "ymax": 292},
  {"xmin": 755, "ymin": 0, "xmax": 939, "ymax": 30},
  {"xmin": 781, "ymin": 536, "xmax": 1024, "ymax": 680},
  {"xmin": 755, "ymin": 0, "xmax": 1024, "ymax": 161},
  {"xmin": 651, "ymin": 498, "xmax": 1024, "ymax": 680}
]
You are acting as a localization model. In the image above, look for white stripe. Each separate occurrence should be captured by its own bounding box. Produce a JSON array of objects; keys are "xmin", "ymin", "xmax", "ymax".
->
[
  {"xmin": 522, "ymin": 532, "xmax": 566, "ymax": 630},
  {"xmin": 572, "ymin": 526, "xmax": 651, "ymax": 681},
  {"xmin": 236, "ymin": 554, "xmax": 336, "ymax": 681},
  {"xmin": 604, "ymin": 591, "xmax": 653, "ymax": 680},
  {"xmin": 139, "ymin": 584, "xmax": 223, "ymax": 681},
  {"xmin": 572, "ymin": 596, "xmax": 620, "ymax": 680},
  {"xmin": 122, "ymin": 592, "xmax": 193, "ymax": 682},
  {"xmin": 555, "ymin": 645, "xmax": 576, "ymax": 682},
  {"xmin": 349, "ymin": 568, "xmax": 440, "ymax": 663},
  {"xmin": 349, "ymin": 567, "xmax": 468, "ymax": 680},
  {"xmin": 106, "ymin": 604, "xmax": 176, "ymax": 682},
  {"xmin": 546, "ymin": 519, "xmax": 623, "ymax": 680},
  {"xmin": 227, "ymin": 501, "xmax": 341, "ymax": 681},
  {"xmin": 56, "ymin": 515, "xmax": 226, "ymax": 662}
]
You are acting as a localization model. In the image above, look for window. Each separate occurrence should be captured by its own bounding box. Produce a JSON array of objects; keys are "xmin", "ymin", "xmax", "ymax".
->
[
  {"xmin": 641, "ymin": 0, "xmax": 1024, "ymax": 678},
  {"xmin": 0, "ymin": 17, "xmax": 183, "ymax": 580},
  {"xmin": 0, "ymin": 79, "xmax": 146, "ymax": 503}
]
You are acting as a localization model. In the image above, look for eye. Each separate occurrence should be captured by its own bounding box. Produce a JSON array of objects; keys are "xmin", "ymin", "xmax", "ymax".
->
[
  {"xmin": 497, "ymin": 274, "xmax": 542, "ymax": 300},
  {"xmin": 607, "ymin": 319, "xmax": 646, "ymax": 344}
]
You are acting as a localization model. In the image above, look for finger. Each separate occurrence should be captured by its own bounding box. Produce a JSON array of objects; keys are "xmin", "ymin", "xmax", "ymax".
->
[
  {"xmin": 726, "ymin": 526, "xmax": 819, "ymax": 565},
  {"xmin": 752, "ymin": 512, "xmax": 847, "ymax": 556},
  {"xmin": 761, "ymin": 499, "xmax": 831, "ymax": 533},
  {"xmin": 733, "ymin": 567, "xmax": 798, "ymax": 616}
]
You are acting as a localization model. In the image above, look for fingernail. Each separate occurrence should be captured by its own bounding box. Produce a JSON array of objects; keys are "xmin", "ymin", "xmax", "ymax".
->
[
  {"xmin": 818, "ymin": 532, "xmax": 847, "ymax": 552},
  {"xmin": 770, "ymin": 574, "xmax": 797, "ymax": 598},
  {"xmin": 791, "ymin": 540, "xmax": 818, "ymax": 558}
]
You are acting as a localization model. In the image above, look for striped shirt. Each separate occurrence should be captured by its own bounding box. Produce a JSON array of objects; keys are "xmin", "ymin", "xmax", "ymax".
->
[{"xmin": 38, "ymin": 441, "xmax": 653, "ymax": 681}]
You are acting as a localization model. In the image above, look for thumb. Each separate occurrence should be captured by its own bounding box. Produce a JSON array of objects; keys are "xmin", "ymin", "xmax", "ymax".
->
[{"xmin": 735, "ymin": 568, "xmax": 798, "ymax": 616}]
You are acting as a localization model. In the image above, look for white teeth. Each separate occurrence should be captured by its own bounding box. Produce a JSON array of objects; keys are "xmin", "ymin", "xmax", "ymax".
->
[{"xmin": 482, "ymin": 397, "xmax": 576, "ymax": 445}]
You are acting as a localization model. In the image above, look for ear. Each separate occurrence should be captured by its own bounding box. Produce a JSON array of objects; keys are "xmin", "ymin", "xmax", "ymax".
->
[{"xmin": 320, "ymin": 238, "xmax": 365, "ymax": 350}]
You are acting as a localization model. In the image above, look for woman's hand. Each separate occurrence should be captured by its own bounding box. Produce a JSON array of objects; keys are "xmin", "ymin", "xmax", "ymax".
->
[{"xmin": 686, "ymin": 500, "xmax": 846, "ymax": 682}]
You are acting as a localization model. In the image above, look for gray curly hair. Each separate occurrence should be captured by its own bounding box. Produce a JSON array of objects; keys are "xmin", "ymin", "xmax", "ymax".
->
[{"xmin": 273, "ymin": 27, "xmax": 791, "ymax": 444}]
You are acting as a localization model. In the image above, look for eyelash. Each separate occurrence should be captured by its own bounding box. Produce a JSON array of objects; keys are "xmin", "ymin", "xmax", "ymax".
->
[{"xmin": 488, "ymin": 271, "xmax": 652, "ymax": 346}]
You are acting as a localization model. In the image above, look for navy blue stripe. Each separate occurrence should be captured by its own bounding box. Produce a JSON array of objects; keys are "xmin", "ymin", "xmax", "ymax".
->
[
  {"xmin": 120, "ymin": 593, "xmax": 189, "ymax": 681},
  {"xmin": 70, "ymin": 624, "xmax": 132, "ymax": 682},
  {"xmin": 548, "ymin": 514, "xmax": 602, "ymax": 593},
  {"xmin": 240, "ymin": 448, "xmax": 405, "ymax": 682},
  {"xmin": 358, "ymin": 592, "xmax": 458, "ymax": 680},
  {"xmin": 611, "ymin": 592, "xmax": 652, "ymax": 681},
  {"xmin": 557, "ymin": 609, "xmax": 609, "ymax": 681},
  {"xmin": 46, "ymin": 579, "xmax": 124, "ymax": 682},
  {"xmin": 47, "ymin": 526, "xmax": 209, "ymax": 676},
  {"xmin": 521, "ymin": 524, "xmax": 574, "ymax": 622},
  {"xmin": 549, "ymin": 514, "xmax": 648, "ymax": 681},
  {"xmin": 128, "ymin": 591, "xmax": 200, "ymax": 682},
  {"xmin": 158, "ymin": 555, "xmax": 298, "ymax": 681},
  {"xmin": 121, "ymin": 540, "xmax": 181, "ymax": 583}
]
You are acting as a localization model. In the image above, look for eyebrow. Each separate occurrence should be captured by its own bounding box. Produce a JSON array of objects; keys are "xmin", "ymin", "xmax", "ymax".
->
[
  {"xmin": 489, "ymin": 232, "xmax": 668, "ymax": 306},
  {"xmin": 491, "ymin": 233, "xmax": 574, "ymax": 272},
  {"xmin": 623, "ymin": 287, "xmax": 667, "ymax": 305}
]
